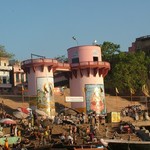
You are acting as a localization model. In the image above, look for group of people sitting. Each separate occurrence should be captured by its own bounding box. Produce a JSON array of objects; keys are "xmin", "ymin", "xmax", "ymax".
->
[{"xmin": 121, "ymin": 105, "xmax": 150, "ymax": 121}]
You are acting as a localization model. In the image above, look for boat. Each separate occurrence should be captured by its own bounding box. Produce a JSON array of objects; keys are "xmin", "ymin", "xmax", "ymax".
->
[
  {"xmin": 74, "ymin": 148, "xmax": 106, "ymax": 150},
  {"xmin": 51, "ymin": 142, "xmax": 107, "ymax": 150},
  {"xmin": 103, "ymin": 139, "xmax": 150, "ymax": 150},
  {"xmin": 0, "ymin": 136, "xmax": 20, "ymax": 146}
]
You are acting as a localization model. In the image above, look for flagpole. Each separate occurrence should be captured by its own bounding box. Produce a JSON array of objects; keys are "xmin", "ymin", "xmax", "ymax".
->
[
  {"xmin": 115, "ymin": 90, "xmax": 118, "ymax": 112},
  {"xmin": 116, "ymin": 92, "xmax": 117, "ymax": 111},
  {"xmin": 130, "ymin": 88, "xmax": 135, "ymax": 105},
  {"xmin": 145, "ymin": 96, "xmax": 148, "ymax": 112},
  {"xmin": 130, "ymin": 93, "xmax": 132, "ymax": 105},
  {"xmin": 22, "ymin": 85, "xmax": 24, "ymax": 104},
  {"xmin": 142, "ymin": 84, "xmax": 149, "ymax": 113}
]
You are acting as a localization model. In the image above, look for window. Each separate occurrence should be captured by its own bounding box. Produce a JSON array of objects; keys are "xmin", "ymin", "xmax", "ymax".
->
[
  {"xmin": 72, "ymin": 58, "xmax": 79, "ymax": 64},
  {"xmin": 93, "ymin": 57, "xmax": 98, "ymax": 61},
  {"xmin": 0, "ymin": 77, "xmax": 2, "ymax": 84},
  {"xmin": 16, "ymin": 73, "xmax": 20, "ymax": 82},
  {"xmin": 21, "ymin": 74, "xmax": 24, "ymax": 82},
  {"xmin": 3, "ymin": 77, "xmax": 6, "ymax": 84}
]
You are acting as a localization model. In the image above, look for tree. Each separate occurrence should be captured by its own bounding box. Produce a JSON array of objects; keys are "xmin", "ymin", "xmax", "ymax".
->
[
  {"xmin": 101, "ymin": 41, "xmax": 120, "ymax": 61},
  {"xmin": 100, "ymin": 41, "xmax": 150, "ymax": 95},
  {"xmin": 100, "ymin": 42, "xmax": 121, "ymax": 94},
  {"xmin": 112, "ymin": 51, "xmax": 149, "ymax": 94},
  {"xmin": 0, "ymin": 45, "xmax": 14, "ymax": 58},
  {"xmin": 54, "ymin": 55, "xmax": 68, "ymax": 63}
]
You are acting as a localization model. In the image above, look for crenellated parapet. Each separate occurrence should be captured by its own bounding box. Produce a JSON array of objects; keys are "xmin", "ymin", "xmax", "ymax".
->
[{"xmin": 21, "ymin": 58, "xmax": 70, "ymax": 73}]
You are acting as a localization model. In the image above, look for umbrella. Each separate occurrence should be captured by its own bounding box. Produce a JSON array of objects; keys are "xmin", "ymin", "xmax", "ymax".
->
[
  {"xmin": 41, "ymin": 118, "xmax": 52, "ymax": 128},
  {"xmin": 17, "ymin": 107, "xmax": 31, "ymax": 114},
  {"xmin": 0, "ymin": 118, "xmax": 16, "ymax": 125},
  {"xmin": 13, "ymin": 111, "xmax": 29, "ymax": 119},
  {"xmin": 35, "ymin": 109, "xmax": 48, "ymax": 116},
  {"xmin": 62, "ymin": 119, "xmax": 76, "ymax": 125},
  {"xmin": 58, "ymin": 108, "xmax": 79, "ymax": 116}
]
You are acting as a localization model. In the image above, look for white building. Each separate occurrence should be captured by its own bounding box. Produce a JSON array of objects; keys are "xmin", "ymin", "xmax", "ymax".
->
[{"xmin": 0, "ymin": 57, "xmax": 12, "ymax": 93}]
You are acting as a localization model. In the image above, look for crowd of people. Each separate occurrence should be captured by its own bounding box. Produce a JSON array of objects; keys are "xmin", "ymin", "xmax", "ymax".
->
[
  {"xmin": 52, "ymin": 111, "xmax": 107, "ymax": 145},
  {"xmin": 0, "ymin": 107, "xmax": 108, "ymax": 150},
  {"xmin": 0, "ymin": 103, "xmax": 149, "ymax": 150}
]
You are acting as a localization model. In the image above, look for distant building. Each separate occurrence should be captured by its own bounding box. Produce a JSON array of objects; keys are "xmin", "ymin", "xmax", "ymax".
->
[
  {"xmin": 54, "ymin": 71, "xmax": 69, "ymax": 87},
  {"xmin": 129, "ymin": 35, "xmax": 150, "ymax": 54},
  {"xmin": 0, "ymin": 57, "xmax": 12, "ymax": 93},
  {"xmin": 9, "ymin": 60, "xmax": 27, "ymax": 95}
]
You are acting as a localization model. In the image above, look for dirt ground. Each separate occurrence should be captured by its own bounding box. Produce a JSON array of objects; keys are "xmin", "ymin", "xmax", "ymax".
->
[
  {"xmin": 0, "ymin": 92, "xmax": 148, "ymax": 144},
  {"xmin": 105, "ymin": 95, "xmax": 146, "ymax": 112},
  {"xmin": 0, "ymin": 91, "xmax": 146, "ymax": 116},
  {"xmin": 0, "ymin": 92, "xmax": 147, "ymax": 130}
]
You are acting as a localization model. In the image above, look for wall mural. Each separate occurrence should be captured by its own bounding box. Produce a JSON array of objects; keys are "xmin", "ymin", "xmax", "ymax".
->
[
  {"xmin": 36, "ymin": 77, "xmax": 54, "ymax": 117},
  {"xmin": 85, "ymin": 84, "xmax": 106, "ymax": 115}
]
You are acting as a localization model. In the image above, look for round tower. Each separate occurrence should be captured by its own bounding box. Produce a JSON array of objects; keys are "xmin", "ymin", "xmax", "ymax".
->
[
  {"xmin": 21, "ymin": 58, "xmax": 70, "ymax": 118},
  {"xmin": 67, "ymin": 45, "xmax": 110, "ymax": 115}
]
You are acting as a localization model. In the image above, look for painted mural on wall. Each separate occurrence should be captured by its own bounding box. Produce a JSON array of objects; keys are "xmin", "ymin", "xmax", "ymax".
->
[
  {"xmin": 85, "ymin": 84, "xmax": 106, "ymax": 115},
  {"xmin": 36, "ymin": 77, "xmax": 54, "ymax": 116}
]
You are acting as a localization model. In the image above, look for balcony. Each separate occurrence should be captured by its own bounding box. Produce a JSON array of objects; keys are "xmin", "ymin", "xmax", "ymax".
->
[
  {"xmin": 0, "ymin": 83, "xmax": 12, "ymax": 88},
  {"xmin": 70, "ymin": 61, "xmax": 110, "ymax": 69},
  {"xmin": 0, "ymin": 66, "xmax": 12, "ymax": 71}
]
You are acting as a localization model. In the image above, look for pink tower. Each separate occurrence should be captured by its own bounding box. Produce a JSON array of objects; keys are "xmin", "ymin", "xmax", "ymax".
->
[
  {"xmin": 21, "ymin": 58, "xmax": 70, "ymax": 118},
  {"xmin": 68, "ymin": 45, "xmax": 110, "ymax": 115}
]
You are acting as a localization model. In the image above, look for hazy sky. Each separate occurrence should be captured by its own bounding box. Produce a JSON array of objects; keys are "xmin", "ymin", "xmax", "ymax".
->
[{"xmin": 0, "ymin": 0, "xmax": 150, "ymax": 61}]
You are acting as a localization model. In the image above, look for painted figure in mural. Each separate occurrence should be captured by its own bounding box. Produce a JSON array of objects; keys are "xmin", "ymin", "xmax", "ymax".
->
[
  {"xmin": 36, "ymin": 82, "xmax": 53, "ymax": 110},
  {"xmin": 44, "ymin": 82, "xmax": 53, "ymax": 96},
  {"xmin": 90, "ymin": 87, "xmax": 104, "ymax": 114},
  {"xmin": 37, "ymin": 90, "xmax": 47, "ymax": 105}
]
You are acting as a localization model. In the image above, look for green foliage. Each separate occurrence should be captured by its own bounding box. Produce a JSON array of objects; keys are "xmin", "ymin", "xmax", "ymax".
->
[
  {"xmin": 112, "ymin": 51, "xmax": 149, "ymax": 94},
  {"xmin": 101, "ymin": 41, "xmax": 150, "ymax": 95},
  {"xmin": 0, "ymin": 45, "xmax": 14, "ymax": 58},
  {"xmin": 54, "ymin": 55, "xmax": 68, "ymax": 63},
  {"xmin": 101, "ymin": 41, "xmax": 120, "ymax": 61}
]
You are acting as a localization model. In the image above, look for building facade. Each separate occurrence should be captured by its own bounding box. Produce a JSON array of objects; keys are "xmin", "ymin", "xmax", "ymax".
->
[
  {"xmin": 9, "ymin": 60, "xmax": 27, "ymax": 95},
  {"xmin": 67, "ymin": 45, "xmax": 110, "ymax": 114},
  {"xmin": 21, "ymin": 58, "xmax": 70, "ymax": 117},
  {"xmin": 21, "ymin": 45, "xmax": 110, "ymax": 116},
  {"xmin": 128, "ymin": 35, "xmax": 150, "ymax": 54},
  {"xmin": 0, "ymin": 57, "xmax": 12, "ymax": 93}
]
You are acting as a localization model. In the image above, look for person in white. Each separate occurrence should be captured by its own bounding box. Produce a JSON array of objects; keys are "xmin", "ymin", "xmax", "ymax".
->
[{"xmin": 67, "ymin": 134, "xmax": 73, "ymax": 144}]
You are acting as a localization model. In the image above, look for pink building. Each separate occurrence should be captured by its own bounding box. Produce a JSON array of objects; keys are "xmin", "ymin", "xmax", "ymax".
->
[
  {"xmin": 21, "ymin": 45, "xmax": 110, "ymax": 116},
  {"xmin": 68, "ymin": 45, "xmax": 110, "ymax": 114},
  {"xmin": 21, "ymin": 58, "xmax": 70, "ymax": 117}
]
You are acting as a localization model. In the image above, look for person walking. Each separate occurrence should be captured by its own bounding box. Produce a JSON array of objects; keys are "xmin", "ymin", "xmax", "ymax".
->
[{"xmin": 4, "ymin": 138, "xmax": 9, "ymax": 150}]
